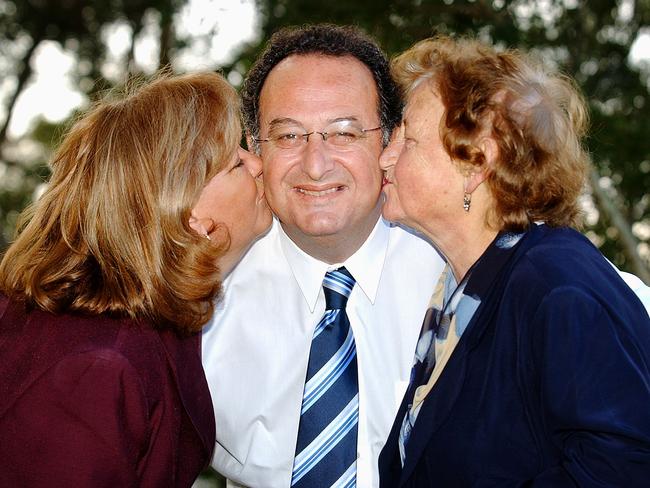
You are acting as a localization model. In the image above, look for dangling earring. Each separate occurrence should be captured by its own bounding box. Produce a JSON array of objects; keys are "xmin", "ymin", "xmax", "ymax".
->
[{"xmin": 463, "ymin": 192, "xmax": 471, "ymax": 212}]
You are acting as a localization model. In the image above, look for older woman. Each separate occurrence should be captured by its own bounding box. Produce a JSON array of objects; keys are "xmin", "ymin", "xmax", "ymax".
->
[
  {"xmin": 378, "ymin": 37, "xmax": 650, "ymax": 487},
  {"xmin": 0, "ymin": 72, "xmax": 271, "ymax": 486}
]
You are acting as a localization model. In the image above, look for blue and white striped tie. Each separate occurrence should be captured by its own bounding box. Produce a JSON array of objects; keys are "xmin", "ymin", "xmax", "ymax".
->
[{"xmin": 291, "ymin": 267, "xmax": 358, "ymax": 488}]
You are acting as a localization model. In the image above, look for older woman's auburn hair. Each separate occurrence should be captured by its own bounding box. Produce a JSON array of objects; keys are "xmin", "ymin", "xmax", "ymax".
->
[
  {"xmin": 392, "ymin": 36, "xmax": 590, "ymax": 231},
  {"xmin": 0, "ymin": 71, "xmax": 240, "ymax": 333}
]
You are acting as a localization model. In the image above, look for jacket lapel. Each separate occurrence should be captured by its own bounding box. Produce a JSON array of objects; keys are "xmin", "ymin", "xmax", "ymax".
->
[
  {"xmin": 379, "ymin": 386, "xmax": 411, "ymax": 486},
  {"xmin": 398, "ymin": 332, "xmax": 470, "ymax": 485}
]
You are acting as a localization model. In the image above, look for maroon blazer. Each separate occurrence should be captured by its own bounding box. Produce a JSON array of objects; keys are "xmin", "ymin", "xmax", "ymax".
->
[{"xmin": 0, "ymin": 295, "xmax": 215, "ymax": 487}]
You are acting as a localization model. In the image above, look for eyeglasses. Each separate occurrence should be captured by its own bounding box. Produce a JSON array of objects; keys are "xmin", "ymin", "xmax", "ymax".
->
[{"xmin": 253, "ymin": 123, "xmax": 381, "ymax": 150}]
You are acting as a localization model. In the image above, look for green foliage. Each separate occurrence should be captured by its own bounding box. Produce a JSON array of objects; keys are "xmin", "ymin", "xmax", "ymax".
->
[
  {"xmin": 0, "ymin": 0, "xmax": 190, "ymax": 253},
  {"xmin": 1, "ymin": 0, "xmax": 648, "ymax": 277},
  {"xmin": 0, "ymin": 115, "xmax": 56, "ymax": 249},
  {"xmin": 0, "ymin": 160, "xmax": 48, "ymax": 250},
  {"xmin": 0, "ymin": 0, "xmax": 185, "ymax": 94}
]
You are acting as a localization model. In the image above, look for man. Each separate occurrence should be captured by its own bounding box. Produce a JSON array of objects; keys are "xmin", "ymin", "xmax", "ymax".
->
[
  {"xmin": 202, "ymin": 23, "xmax": 650, "ymax": 488},
  {"xmin": 201, "ymin": 24, "xmax": 445, "ymax": 487}
]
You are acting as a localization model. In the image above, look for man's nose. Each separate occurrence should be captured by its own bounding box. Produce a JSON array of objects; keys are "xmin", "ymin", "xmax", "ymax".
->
[{"xmin": 301, "ymin": 134, "xmax": 334, "ymax": 180}]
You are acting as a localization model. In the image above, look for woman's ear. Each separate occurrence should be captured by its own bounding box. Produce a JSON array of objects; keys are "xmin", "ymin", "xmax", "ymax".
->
[
  {"xmin": 189, "ymin": 214, "xmax": 213, "ymax": 238},
  {"xmin": 479, "ymin": 135, "xmax": 498, "ymax": 169},
  {"xmin": 464, "ymin": 136, "xmax": 497, "ymax": 193},
  {"xmin": 464, "ymin": 170, "xmax": 488, "ymax": 194}
]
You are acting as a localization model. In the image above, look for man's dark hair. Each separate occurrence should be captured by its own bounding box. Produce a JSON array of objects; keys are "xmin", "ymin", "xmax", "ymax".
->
[{"xmin": 241, "ymin": 23, "xmax": 402, "ymax": 148}]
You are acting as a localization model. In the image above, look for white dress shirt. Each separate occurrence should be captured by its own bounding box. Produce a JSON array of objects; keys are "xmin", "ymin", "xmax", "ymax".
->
[
  {"xmin": 202, "ymin": 217, "xmax": 445, "ymax": 488},
  {"xmin": 616, "ymin": 266, "xmax": 650, "ymax": 316}
]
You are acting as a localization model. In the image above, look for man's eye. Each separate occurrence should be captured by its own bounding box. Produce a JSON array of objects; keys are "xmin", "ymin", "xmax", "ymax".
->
[
  {"xmin": 277, "ymin": 133, "xmax": 299, "ymax": 141},
  {"xmin": 330, "ymin": 132, "xmax": 358, "ymax": 143}
]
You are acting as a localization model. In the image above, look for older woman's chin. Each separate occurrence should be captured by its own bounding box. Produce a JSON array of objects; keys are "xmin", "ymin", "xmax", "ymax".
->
[{"xmin": 380, "ymin": 199, "xmax": 406, "ymax": 226}]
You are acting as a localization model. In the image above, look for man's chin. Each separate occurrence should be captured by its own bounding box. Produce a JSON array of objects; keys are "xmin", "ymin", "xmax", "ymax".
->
[{"xmin": 283, "ymin": 218, "xmax": 348, "ymax": 239}]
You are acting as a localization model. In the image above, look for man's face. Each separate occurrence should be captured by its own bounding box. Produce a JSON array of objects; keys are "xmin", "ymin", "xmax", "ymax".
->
[{"xmin": 257, "ymin": 54, "xmax": 384, "ymax": 253}]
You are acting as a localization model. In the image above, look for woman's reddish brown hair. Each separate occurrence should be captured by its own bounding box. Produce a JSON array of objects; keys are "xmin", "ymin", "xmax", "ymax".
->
[
  {"xmin": 392, "ymin": 36, "xmax": 590, "ymax": 231},
  {"xmin": 0, "ymin": 71, "xmax": 240, "ymax": 333}
]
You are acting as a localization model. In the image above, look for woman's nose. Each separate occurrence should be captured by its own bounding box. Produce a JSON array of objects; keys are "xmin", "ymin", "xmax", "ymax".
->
[
  {"xmin": 239, "ymin": 147, "xmax": 263, "ymax": 178},
  {"xmin": 379, "ymin": 123, "xmax": 405, "ymax": 170}
]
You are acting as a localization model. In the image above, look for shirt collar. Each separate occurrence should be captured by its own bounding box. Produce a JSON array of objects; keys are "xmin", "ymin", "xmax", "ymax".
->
[
  {"xmin": 464, "ymin": 228, "xmax": 527, "ymax": 300},
  {"xmin": 279, "ymin": 217, "xmax": 390, "ymax": 312}
]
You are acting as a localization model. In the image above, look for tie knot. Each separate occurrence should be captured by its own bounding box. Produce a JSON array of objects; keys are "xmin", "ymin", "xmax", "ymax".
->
[{"xmin": 322, "ymin": 267, "xmax": 356, "ymax": 310}]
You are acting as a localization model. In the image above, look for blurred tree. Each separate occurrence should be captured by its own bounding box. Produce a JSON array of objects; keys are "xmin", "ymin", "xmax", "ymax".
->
[
  {"xmin": 0, "ymin": 0, "xmax": 188, "ymax": 249},
  {"xmin": 1, "ymin": 0, "xmax": 649, "ymax": 281},
  {"xmin": 219, "ymin": 0, "xmax": 650, "ymax": 281},
  {"xmin": 0, "ymin": 116, "xmax": 62, "ymax": 250}
]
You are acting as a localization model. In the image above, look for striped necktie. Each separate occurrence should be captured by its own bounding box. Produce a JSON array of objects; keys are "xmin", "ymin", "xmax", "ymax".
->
[{"xmin": 291, "ymin": 267, "xmax": 358, "ymax": 488}]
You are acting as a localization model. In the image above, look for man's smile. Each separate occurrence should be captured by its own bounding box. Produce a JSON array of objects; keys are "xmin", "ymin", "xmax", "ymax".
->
[{"xmin": 294, "ymin": 185, "xmax": 346, "ymax": 197}]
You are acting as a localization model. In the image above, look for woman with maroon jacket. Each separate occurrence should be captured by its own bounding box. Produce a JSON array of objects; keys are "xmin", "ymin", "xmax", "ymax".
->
[{"xmin": 0, "ymin": 71, "xmax": 271, "ymax": 487}]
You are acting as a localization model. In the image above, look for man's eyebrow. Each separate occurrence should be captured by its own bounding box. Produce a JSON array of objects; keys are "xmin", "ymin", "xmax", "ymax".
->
[
  {"xmin": 328, "ymin": 116, "xmax": 360, "ymax": 124},
  {"xmin": 268, "ymin": 118, "xmax": 302, "ymax": 129},
  {"xmin": 267, "ymin": 116, "xmax": 362, "ymax": 130}
]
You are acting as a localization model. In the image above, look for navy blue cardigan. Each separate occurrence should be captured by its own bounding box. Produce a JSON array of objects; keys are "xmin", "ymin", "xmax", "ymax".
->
[{"xmin": 379, "ymin": 224, "xmax": 650, "ymax": 487}]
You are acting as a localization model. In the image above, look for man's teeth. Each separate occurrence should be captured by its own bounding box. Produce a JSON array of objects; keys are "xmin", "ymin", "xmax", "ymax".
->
[{"xmin": 297, "ymin": 187, "xmax": 340, "ymax": 196}]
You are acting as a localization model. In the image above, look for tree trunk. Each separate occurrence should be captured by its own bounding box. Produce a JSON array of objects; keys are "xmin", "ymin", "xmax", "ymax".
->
[
  {"xmin": 158, "ymin": 8, "xmax": 174, "ymax": 70},
  {"xmin": 1, "ymin": 31, "xmax": 45, "ymax": 254},
  {"xmin": 589, "ymin": 167, "xmax": 650, "ymax": 284},
  {"xmin": 0, "ymin": 36, "xmax": 42, "ymax": 146},
  {"xmin": 125, "ymin": 22, "xmax": 139, "ymax": 78}
]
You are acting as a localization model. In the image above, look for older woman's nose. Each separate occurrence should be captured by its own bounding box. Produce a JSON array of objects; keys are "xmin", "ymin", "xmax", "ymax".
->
[{"xmin": 379, "ymin": 123, "xmax": 405, "ymax": 170}]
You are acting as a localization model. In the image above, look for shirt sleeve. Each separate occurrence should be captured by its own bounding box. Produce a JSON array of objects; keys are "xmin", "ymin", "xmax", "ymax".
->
[
  {"xmin": 616, "ymin": 270, "xmax": 650, "ymax": 316},
  {"xmin": 530, "ymin": 286, "xmax": 650, "ymax": 487},
  {"xmin": 0, "ymin": 349, "xmax": 150, "ymax": 487}
]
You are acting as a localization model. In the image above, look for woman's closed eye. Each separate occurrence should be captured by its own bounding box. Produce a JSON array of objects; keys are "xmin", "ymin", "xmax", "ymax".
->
[
  {"xmin": 404, "ymin": 137, "xmax": 417, "ymax": 149},
  {"xmin": 230, "ymin": 158, "xmax": 245, "ymax": 171}
]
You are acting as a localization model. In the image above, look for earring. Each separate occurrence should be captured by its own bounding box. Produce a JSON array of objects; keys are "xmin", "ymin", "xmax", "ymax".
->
[{"xmin": 463, "ymin": 192, "xmax": 471, "ymax": 212}]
